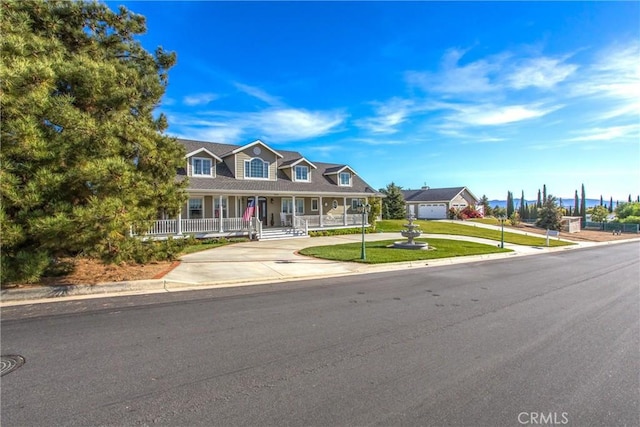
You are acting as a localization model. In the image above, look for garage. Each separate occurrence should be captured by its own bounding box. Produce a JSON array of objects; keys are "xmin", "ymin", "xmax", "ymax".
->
[{"xmin": 418, "ymin": 203, "xmax": 447, "ymax": 219}]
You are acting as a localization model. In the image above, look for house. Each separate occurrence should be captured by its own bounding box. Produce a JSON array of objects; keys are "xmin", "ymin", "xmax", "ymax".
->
[
  {"xmin": 402, "ymin": 186, "xmax": 480, "ymax": 219},
  {"xmin": 145, "ymin": 139, "xmax": 383, "ymax": 240}
]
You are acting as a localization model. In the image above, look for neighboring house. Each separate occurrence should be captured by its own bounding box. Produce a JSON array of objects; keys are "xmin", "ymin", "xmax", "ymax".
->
[
  {"xmin": 145, "ymin": 139, "xmax": 383, "ymax": 239},
  {"xmin": 402, "ymin": 186, "xmax": 480, "ymax": 219}
]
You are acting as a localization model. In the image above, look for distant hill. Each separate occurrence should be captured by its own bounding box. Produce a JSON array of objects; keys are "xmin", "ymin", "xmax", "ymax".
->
[{"xmin": 488, "ymin": 198, "xmax": 604, "ymax": 209}]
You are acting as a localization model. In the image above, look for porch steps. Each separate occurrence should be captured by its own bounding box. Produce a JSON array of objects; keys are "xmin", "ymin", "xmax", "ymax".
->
[{"xmin": 259, "ymin": 227, "xmax": 309, "ymax": 240}]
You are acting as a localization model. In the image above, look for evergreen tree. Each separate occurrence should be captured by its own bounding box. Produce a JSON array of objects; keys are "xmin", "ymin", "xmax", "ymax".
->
[
  {"xmin": 381, "ymin": 182, "xmax": 406, "ymax": 219},
  {"xmin": 580, "ymin": 184, "xmax": 587, "ymax": 226},
  {"xmin": 600, "ymin": 195, "xmax": 603, "ymax": 206},
  {"xmin": 574, "ymin": 190, "xmax": 579, "ymax": 217},
  {"xmin": 506, "ymin": 191, "xmax": 514, "ymax": 217},
  {"xmin": 609, "ymin": 197, "xmax": 614, "ymax": 213},
  {"xmin": 537, "ymin": 189, "xmax": 542, "ymax": 208},
  {"xmin": 1, "ymin": 0, "xmax": 186, "ymax": 282},
  {"xmin": 519, "ymin": 190, "xmax": 525, "ymax": 219},
  {"xmin": 536, "ymin": 195, "xmax": 563, "ymax": 231},
  {"xmin": 543, "ymin": 184, "xmax": 547, "ymax": 202},
  {"xmin": 479, "ymin": 195, "xmax": 491, "ymax": 217},
  {"xmin": 629, "ymin": 194, "xmax": 632, "ymax": 203}
]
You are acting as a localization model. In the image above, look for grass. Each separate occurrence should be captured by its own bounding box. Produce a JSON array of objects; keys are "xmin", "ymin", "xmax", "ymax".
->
[
  {"xmin": 375, "ymin": 220, "xmax": 572, "ymax": 247},
  {"xmin": 299, "ymin": 238, "xmax": 512, "ymax": 264}
]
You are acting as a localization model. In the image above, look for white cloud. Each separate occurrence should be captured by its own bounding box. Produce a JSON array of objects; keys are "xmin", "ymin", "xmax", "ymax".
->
[
  {"xmin": 252, "ymin": 108, "xmax": 346, "ymax": 141},
  {"xmin": 506, "ymin": 57, "xmax": 577, "ymax": 90},
  {"xmin": 406, "ymin": 48, "xmax": 504, "ymax": 95},
  {"xmin": 445, "ymin": 103, "xmax": 562, "ymax": 126},
  {"xmin": 183, "ymin": 93, "xmax": 219, "ymax": 106},
  {"xmin": 567, "ymin": 124, "xmax": 640, "ymax": 142},
  {"xmin": 234, "ymin": 82, "xmax": 283, "ymax": 106},
  {"xmin": 355, "ymin": 98, "xmax": 416, "ymax": 134}
]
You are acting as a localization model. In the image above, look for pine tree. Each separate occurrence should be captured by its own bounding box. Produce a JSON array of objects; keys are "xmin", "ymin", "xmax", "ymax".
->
[
  {"xmin": 1, "ymin": 1, "xmax": 187, "ymax": 282},
  {"xmin": 536, "ymin": 195, "xmax": 563, "ymax": 231},
  {"xmin": 381, "ymin": 182, "xmax": 406, "ymax": 219},
  {"xmin": 609, "ymin": 197, "xmax": 614, "ymax": 213},
  {"xmin": 574, "ymin": 190, "xmax": 579, "ymax": 217},
  {"xmin": 479, "ymin": 195, "xmax": 491, "ymax": 217},
  {"xmin": 519, "ymin": 190, "xmax": 525, "ymax": 219}
]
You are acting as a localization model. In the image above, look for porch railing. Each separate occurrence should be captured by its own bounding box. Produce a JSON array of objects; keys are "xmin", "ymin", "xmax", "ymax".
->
[{"xmin": 141, "ymin": 213, "xmax": 368, "ymax": 237}]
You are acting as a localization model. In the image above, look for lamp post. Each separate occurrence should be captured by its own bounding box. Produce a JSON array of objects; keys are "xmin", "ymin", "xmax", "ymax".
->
[
  {"xmin": 499, "ymin": 215, "xmax": 506, "ymax": 248},
  {"xmin": 360, "ymin": 202, "xmax": 371, "ymax": 260}
]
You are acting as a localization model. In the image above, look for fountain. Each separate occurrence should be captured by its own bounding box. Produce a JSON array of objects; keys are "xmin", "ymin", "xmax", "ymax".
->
[{"xmin": 393, "ymin": 214, "xmax": 429, "ymax": 250}]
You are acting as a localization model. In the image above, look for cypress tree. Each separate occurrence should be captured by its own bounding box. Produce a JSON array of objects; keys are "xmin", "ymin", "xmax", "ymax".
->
[
  {"xmin": 519, "ymin": 190, "xmax": 525, "ymax": 219},
  {"xmin": 580, "ymin": 184, "xmax": 587, "ymax": 226},
  {"xmin": 543, "ymin": 184, "xmax": 547, "ymax": 202},
  {"xmin": 574, "ymin": 190, "xmax": 579, "ymax": 216},
  {"xmin": 1, "ymin": 0, "xmax": 186, "ymax": 282},
  {"xmin": 507, "ymin": 191, "xmax": 514, "ymax": 217},
  {"xmin": 600, "ymin": 195, "xmax": 604, "ymax": 206},
  {"xmin": 609, "ymin": 197, "xmax": 614, "ymax": 213},
  {"xmin": 537, "ymin": 189, "xmax": 542, "ymax": 208}
]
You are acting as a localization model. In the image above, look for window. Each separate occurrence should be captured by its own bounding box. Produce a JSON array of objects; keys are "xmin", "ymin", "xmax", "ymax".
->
[
  {"xmin": 188, "ymin": 198, "xmax": 203, "ymax": 219},
  {"xmin": 311, "ymin": 198, "xmax": 319, "ymax": 212},
  {"xmin": 214, "ymin": 197, "xmax": 228, "ymax": 218},
  {"xmin": 339, "ymin": 172, "xmax": 351, "ymax": 186},
  {"xmin": 282, "ymin": 198, "xmax": 304, "ymax": 214},
  {"xmin": 295, "ymin": 165, "xmax": 309, "ymax": 181},
  {"xmin": 351, "ymin": 199, "xmax": 363, "ymax": 210},
  {"xmin": 281, "ymin": 198, "xmax": 293, "ymax": 214},
  {"xmin": 192, "ymin": 157, "xmax": 213, "ymax": 177},
  {"xmin": 245, "ymin": 158, "xmax": 269, "ymax": 179}
]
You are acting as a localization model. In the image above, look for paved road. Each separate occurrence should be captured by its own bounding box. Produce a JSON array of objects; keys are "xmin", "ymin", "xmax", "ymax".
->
[{"xmin": 2, "ymin": 242, "xmax": 639, "ymax": 426}]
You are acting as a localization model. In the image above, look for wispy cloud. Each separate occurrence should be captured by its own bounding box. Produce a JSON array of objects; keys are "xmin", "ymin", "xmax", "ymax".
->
[
  {"xmin": 355, "ymin": 98, "xmax": 416, "ymax": 134},
  {"xmin": 234, "ymin": 82, "xmax": 283, "ymax": 107},
  {"xmin": 447, "ymin": 103, "xmax": 562, "ymax": 126},
  {"xmin": 183, "ymin": 93, "xmax": 219, "ymax": 106},
  {"xmin": 567, "ymin": 124, "xmax": 640, "ymax": 142},
  {"xmin": 506, "ymin": 57, "xmax": 578, "ymax": 90},
  {"xmin": 252, "ymin": 108, "xmax": 346, "ymax": 141}
]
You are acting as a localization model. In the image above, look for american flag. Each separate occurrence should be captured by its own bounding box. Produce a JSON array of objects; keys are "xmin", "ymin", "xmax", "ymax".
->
[{"xmin": 242, "ymin": 199, "xmax": 255, "ymax": 221}]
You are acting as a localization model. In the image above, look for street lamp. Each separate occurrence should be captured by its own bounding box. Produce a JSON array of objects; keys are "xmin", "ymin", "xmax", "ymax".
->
[
  {"xmin": 360, "ymin": 202, "xmax": 371, "ymax": 260},
  {"xmin": 498, "ymin": 215, "xmax": 506, "ymax": 248}
]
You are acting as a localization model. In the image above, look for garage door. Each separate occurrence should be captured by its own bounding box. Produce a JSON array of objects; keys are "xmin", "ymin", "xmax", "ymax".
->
[{"xmin": 418, "ymin": 203, "xmax": 447, "ymax": 219}]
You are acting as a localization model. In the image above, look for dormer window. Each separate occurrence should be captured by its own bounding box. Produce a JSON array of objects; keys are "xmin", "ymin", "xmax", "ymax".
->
[
  {"xmin": 339, "ymin": 171, "xmax": 352, "ymax": 186},
  {"xmin": 192, "ymin": 157, "xmax": 213, "ymax": 177},
  {"xmin": 295, "ymin": 165, "xmax": 309, "ymax": 182},
  {"xmin": 245, "ymin": 158, "xmax": 269, "ymax": 179}
]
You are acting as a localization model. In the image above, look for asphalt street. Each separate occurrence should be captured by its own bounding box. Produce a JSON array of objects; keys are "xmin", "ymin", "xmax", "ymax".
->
[{"xmin": 1, "ymin": 242, "xmax": 639, "ymax": 426}]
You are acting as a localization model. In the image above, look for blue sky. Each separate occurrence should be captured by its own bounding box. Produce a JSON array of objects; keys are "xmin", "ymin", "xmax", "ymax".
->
[{"xmin": 107, "ymin": 1, "xmax": 639, "ymax": 201}]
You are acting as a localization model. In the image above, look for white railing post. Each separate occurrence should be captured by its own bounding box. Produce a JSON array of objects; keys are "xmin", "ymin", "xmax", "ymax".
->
[
  {"xmin": 177, "ymin": 212, "xmax": 183, "ymax": 235},
  {"xmin": 343, "ymin": 197, "xmax": 347, "ymax": 226}
]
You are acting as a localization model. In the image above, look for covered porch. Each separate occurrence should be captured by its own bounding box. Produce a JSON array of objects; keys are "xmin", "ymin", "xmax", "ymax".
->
[{"xmin": 142, "ymin": 193, "xmax": 374, "ymax": 240}]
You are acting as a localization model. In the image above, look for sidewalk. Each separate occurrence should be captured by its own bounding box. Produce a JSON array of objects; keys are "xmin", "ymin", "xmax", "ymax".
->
[{"xmin": 1, "ymin": 232, "xmax": 634, "ymax": 306}]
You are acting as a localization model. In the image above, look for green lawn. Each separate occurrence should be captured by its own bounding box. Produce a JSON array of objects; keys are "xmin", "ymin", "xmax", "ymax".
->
[
  {"xmin": 299, "ymin": 238, "xmax": 512, "ymax": 264},
  {"xmin": 375, "ymin": 220, "xmax": 572, "ymax": 247}
]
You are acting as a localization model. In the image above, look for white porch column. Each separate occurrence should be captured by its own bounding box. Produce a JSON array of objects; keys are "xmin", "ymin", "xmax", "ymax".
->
[
  {"xmin": 177, "ymin": 211, "xmax": 183, "ymax": 235},
  {"xmin": 343, "ymin": 197, "xmax": 347, "ymax": 226},
  {"xmin": 218, "ymin": 195, "xmax": 224, "ymax": 232},
  {"xmin": 292, "ymin": 196, "xmax": 296, "ymax": 225},
  {"xmin": 319, "ymin": 196, "xmax": 323, "ymax": 227}
]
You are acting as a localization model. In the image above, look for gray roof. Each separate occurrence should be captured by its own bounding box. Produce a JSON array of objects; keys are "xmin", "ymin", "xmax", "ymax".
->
[
  {"xmin": 177, "ymin": 139, "xmax": 381, "ymax": 196},
  {"xmin": 402, "ymin": 187, "xmax": 475, "ymax": 202}
]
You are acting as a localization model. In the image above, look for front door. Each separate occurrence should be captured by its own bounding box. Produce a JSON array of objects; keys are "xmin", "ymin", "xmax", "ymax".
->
[
  {"xmin": 258, "ymin": 197, "xmax": 268, "ymax": 224},
  {"xmin": 248, "ymin": 197, "xmax": 269, "ymax": 224}
]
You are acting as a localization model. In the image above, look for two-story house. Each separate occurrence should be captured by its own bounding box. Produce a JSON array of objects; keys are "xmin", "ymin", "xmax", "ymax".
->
[{"xmin": 146, "ymin": 139, "xmax": 383, "ymax": 239}]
